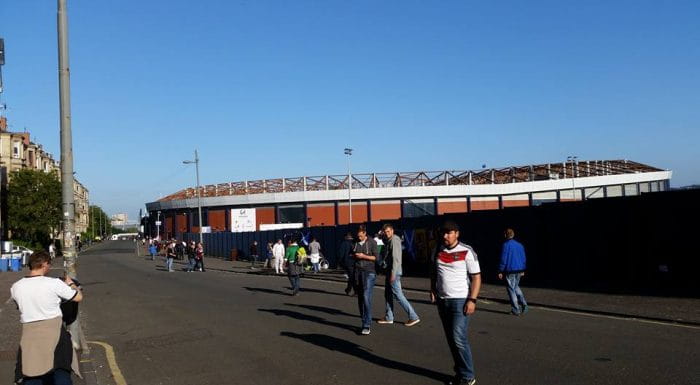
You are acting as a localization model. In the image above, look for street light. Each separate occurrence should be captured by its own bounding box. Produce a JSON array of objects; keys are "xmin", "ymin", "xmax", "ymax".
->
[
  {"xmin": 344, "ymin": 148, "xmax": 353, "ymax": 224},
  {"xmin": 567, "ymin": 155, "xmax": 578, "ymax": 201},
  {"xmin": 183, "ymin": 149, "xmax": 203, "ymax": 245}
]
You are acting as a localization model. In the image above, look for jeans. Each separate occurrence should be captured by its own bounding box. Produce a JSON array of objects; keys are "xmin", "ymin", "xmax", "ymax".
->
[
  {"xmin": 166, "ymin": 257, "xmax": 174, "ymax": 271},
  {"xmin": 437, "ymin": 298, "xmax": 475, "ymax": 381},
  {"xmin": 355, "ymin": 270, "xmax": 376, "ymax": 328},
  {"xmin": 24, "ymin": 369, "xmax": 73, "ymax": 385},
  {"xmin": 384, "ymin": 274, "xmax": 419, "ymax": 322},
  {"xmin": 505, "ymin": 273, "xmax": 527, "ymax": 314},
  {"xmin": 187, "ymin": 258, "xmax": 196, "ymax": 271},
  {"xmin": 288, "ymin": 271, "xmax": 300, "ymax": 294},
  {"xmin": 312, "ymin": 262, "xmax": 320, "ymax": 272}
]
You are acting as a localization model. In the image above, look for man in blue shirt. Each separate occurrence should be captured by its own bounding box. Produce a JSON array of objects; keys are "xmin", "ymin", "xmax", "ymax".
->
[{"xmin": 498, "ymin": 228, "xmax": 528, "ymax": 316}]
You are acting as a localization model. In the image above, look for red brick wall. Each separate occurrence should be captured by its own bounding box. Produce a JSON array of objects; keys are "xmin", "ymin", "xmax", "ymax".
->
[
  {"xmin": 337, "ymin": 203, "xmax": 368, "ymax": 225},
  {"xmin": 438, "ymin": 201, "xmax": 468, "ymax": 214}
]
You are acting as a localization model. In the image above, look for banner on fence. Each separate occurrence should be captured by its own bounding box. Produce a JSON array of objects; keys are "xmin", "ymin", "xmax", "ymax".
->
[{"xmin": 231, "ymin": 208, "xmax": 256, "ymax": 232}]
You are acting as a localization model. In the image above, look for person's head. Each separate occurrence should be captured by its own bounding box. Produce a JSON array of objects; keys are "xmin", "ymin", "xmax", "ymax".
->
[
  {"xmin": 382, "ymin": 223, "xmax": 394, "ymax": 239},
  {"xmin": 311, "ymin": 237, "xmax": 317, "ymax": 242},
  {"xmin": 253, "ymin": 240, "xmax": 257, "ymax": 245},
  {"xmin": 29, "ymin": 251, "xmax": 52, "ymax": 273},
  {"xmin": 505, "ymin": 228, "xmax": 515, "ymax": 239},
  {"xmin": 440, "ymin": 221, "xmax": 460, "ymax": 248},
  {"xmin": 357, "ymin": 225, "xmax": 367, "ymax": 241},
  {"xmin": 345, "ymin": 232, "xmax": 353, "ymax": 240},
  {"xmin": 277, "ymin": 239, "xmax": 282, "ymax": 244}
]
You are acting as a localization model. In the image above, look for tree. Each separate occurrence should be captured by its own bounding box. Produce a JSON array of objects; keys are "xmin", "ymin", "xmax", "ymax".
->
[{"xmin": 7, "ymin": 169, "xmax": 62, "ymax": 247}]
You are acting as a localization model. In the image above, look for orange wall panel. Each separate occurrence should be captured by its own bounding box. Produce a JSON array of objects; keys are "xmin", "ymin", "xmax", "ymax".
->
[
  {"xmin": 470, "ymin": 200, "xmax": 500, "ymax": 211},
  {"xmin": 371, "ymin": 203, "xmax": 401, "ymax": 221},
  {"xmin": 255, "ymin": 207, "xmax": 276, "ymax": 230},
  {"xmin": 503, "ymin": 200, "xmax": 530, "ymax": 208},
  {"xmin": 308, "ymin": 205, "xmax": 336, "ymax": 226},
  {"xmin": 438, "ymin": 201, "xmax": 467, "ymax": 214},
  {"xmin": 337, "ymin": 203, "xmax": 368, "ymax": 225},
  {"xmin": 176, "ymin": 214, "xmax": 188, "ymax": 233},
  {"xmin": 208, "ymin": 210, "xmax": 226, "ymax": 232}
]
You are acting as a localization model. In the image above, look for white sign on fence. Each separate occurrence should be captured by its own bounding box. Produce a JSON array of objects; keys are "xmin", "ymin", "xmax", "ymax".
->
[{"xmin": 231, "ymin": 208, "xmax": 256, "ymax": 232}]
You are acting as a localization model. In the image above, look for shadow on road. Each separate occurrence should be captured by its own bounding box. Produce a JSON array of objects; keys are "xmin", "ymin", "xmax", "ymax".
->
[
  {"xmin": 259, "ymin": 308, "xmax": 358, "ymax": 332},
  {"xmin": 284, "ymin": 303, "xmax": 355, "ymax": 317},
  {"xmin": 295, "ymin": 287, "xmax": 347, "ymax": 297},
  {"xmin": 281, "ymin": 332, "xmax": 450, "ymax": 383},
  {"xmin": 244, "ymin": 287, "xmax": 290, "ymax": 296}
]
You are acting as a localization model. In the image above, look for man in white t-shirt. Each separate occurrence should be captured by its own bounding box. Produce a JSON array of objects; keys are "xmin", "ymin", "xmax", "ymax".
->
[
  {"xmin": 272, "ymin": 239, "xmax": 286, "ymax": 274},
  {"xmin": 11, "ymin": 251, "xmax": 83, "ymax": 384},
  {"xmin": 430, "ymin": 221, "xmax": 481, "ymax": 385}
]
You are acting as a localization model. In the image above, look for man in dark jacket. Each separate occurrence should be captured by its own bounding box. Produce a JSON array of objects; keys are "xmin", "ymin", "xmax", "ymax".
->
[
  {"xmin": 498, "ymin": 228, "xmax": 528, "ymax": 315},
  {"xmin": 338, "ymin": 233, "xmax": 355, "ymax": 295}
]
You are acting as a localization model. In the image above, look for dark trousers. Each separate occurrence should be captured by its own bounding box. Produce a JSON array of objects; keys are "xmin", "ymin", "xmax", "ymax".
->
[{"xmin": 24, "ymin": 369, "xmax": 72, "ymax": 385}]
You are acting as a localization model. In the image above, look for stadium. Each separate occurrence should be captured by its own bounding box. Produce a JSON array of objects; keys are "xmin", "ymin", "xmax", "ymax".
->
[{"xmin": 145, "ymin": 159, "xmax": 671, "ymax": 239}]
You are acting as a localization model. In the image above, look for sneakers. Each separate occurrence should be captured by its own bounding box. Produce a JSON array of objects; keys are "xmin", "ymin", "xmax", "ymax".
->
[
  {"xmin": 361, "ymin": 328, "xmax": 371, "ymax": 335},
  {"xmin": 377, "ymin": 318, "xmax": 394, "ymax": 324},
  {"xmin": 447, "ymin": 376, "xmax": 476, "ymax": 385},
  {"xmin": 405, "ymin": 318, "xmax": 421, "ymax": 327},
  {"xmin": 521, "ymin": 305, "xmax": 529, "ymax": 314}
]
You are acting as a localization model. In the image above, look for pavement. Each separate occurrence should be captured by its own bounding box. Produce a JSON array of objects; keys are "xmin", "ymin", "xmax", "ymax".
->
[
  {"xmin": 0, "ymin": 242, "xmax": 698, "ymax": 385},
  {"xmin": 158, "ymin": 248, "xmax": 700, "ymax": 326},
  {"xmin": 0, "ymin": 257, "xmax": 98, "ymax": 385}
]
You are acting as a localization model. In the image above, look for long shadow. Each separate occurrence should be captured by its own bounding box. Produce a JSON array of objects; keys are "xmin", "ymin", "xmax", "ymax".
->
[
  {"xmin": 296, "ymin": 287, "xmax": 347, "ymax": 297},
  {"xmin": 259, "ymin": 308, "xmax": 358, "ymax": 333},
  {"xmin": 281, "ymin": 332, "xmax": 450, "ymax": 383},
  {"xmin": 244, "ymin": 287, "xmax": 290, "ymax": 296},
  {"xmin": 284, "ymin": 303, "xmax": 355, "ymax": 317}
]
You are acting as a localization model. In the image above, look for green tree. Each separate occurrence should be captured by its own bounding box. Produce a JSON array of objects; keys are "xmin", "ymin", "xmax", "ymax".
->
[{"xmin": 7, "ymin": 169, "xmax": 62, "ymax": 247}]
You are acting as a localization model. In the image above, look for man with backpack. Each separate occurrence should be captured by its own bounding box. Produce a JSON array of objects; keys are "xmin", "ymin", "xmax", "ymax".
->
[
  {"xmin": 352, "ymin": 225, "xmax": 379, "ymax": 335},
  {"xmin": 377, "ymin": 223, "xmax": 420, "ymax": 327},
  {"xmin": 284, "ymin": 240, "xmax": 302, "ymax": 296}
]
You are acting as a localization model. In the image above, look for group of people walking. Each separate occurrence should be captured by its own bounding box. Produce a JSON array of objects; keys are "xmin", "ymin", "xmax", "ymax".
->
[
  {"xmin": 334, "ymin": 221, "xmax": 528, "ymax": 385},
  {"xmin": 147, "ymin": 239, "xmax": 205, "ymax": 272}
]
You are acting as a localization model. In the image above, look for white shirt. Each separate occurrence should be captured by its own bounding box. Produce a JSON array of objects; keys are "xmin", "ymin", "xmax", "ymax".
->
[
  {"xmin": 435, "ymin": 242, "xmax": 481, "ymax": 299},
  {"xmin": 272, "ymin": 243, "xmax": 285, "ymax": 258},
  {"xmin": 11, "ymin": 276, "xmax": 78, "ymax": 323}
]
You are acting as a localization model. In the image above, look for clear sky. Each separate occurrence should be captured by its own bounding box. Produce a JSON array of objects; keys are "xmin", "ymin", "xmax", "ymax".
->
[{"xmin": 1, "ymin": 0, "xmax": 698, "ymax": 219}]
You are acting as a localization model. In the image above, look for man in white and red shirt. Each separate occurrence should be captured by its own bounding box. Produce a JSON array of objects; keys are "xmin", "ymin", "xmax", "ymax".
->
[{"xmin": 430, "ymin": 221, "xmax": 482, "ymax": 385}]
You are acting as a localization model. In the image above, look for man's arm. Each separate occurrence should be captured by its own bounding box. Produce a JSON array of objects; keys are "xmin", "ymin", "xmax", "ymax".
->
[
  {"xmin": 464, "ymin": 273, "xmax": 481, "ymax": 315},
  {"xmin": 391, "ymin": 237, "xmax": 401, "ymax": 281}
]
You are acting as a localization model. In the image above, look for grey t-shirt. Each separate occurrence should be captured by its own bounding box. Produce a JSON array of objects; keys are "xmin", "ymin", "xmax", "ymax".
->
[{"xmin": 309, "ymin": 241, "xmax": 321, "ymax": 254}]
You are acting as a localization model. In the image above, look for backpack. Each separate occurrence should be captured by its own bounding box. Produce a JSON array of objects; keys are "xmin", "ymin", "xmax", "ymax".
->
[{"xmin": 295, "ymin": 246, "xmax": 307, "ymax": 265}]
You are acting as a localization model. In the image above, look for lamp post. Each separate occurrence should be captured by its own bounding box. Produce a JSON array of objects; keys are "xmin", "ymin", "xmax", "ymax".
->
[
  {"xmin": 567, "ymin": 155, "xmax": 578, "ymax": 201},
  {"xmin": 156, "ymin": 210, "xmax": 161, "ymax": 240},
  {"xmin": 344, "ymin": 148, "xmax": 353, "ymax": 224},
  {"xmin": 183, "ymin": 150, "xmax": 203, "ymax": 245}
]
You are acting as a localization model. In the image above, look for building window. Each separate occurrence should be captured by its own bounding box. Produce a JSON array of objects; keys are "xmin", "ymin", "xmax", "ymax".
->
[
  {"xmin": 402, "ymin": 199, "xmax": 435, "ymax": 218},
  {"xmin": 13, "ymin": 142, "xmax": 21, "ymax": 159},
  {"xmin": 278, "ymin": 205, "xmax": 305, "ymax": 224}
]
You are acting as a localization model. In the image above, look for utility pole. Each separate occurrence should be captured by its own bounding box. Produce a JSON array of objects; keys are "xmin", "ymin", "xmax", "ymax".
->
[
  {"xmin": 183, "ymin": 150, "xmax": 203, "ymax": 244},
  {"xmin": 58, "ymin": 0, "xmax": 77, "ymax": 278},
  {"xmin": 344, "ymin": 148, "xmax": 353, "ymax": 223}
]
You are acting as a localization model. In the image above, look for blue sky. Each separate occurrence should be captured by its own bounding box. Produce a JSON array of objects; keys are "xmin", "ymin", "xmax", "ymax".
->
[{"xmin": 1, "ymin": 0, "xmax": 698, "ymax": 218}]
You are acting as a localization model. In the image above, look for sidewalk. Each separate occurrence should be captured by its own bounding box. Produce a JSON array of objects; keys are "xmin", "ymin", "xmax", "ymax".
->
[
  {"xmin": 169, "ymin": 254, "xmax": 700, "ymax": 326},
  {"xmin": 0, "ymin": 261, "xmax": 97, "ymax": 385}
]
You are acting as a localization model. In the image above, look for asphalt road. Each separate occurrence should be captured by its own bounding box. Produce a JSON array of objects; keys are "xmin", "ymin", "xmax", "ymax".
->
[{"xmin": 78, "ymin": 241, "xmax": 699, "ymax": 385}]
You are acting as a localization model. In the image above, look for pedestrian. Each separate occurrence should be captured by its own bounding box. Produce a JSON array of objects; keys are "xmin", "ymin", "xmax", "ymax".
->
[
  {"xmin": 148, "ymin": 243, "xmax": 157, "ymax": 261},
  {"xmin": 338, "ymin": 232, "xmax": 355, "ymax": 295},
  {"xmin": 272, "ymin": 239, "xmax": 286, "ymax": 274},
  {"xmin": 195, "ymin": 242, "xmax": 205, "ymax": 272},
  {"xmin": 166, "ymin": 241, "xmax": 176, "ymax": 272},
  {"xmin": 285, "ymin": 240, "xmax": 302, "ymax": 295},
  {"xmin": 308, "ymin": 237, "xmax": 322, "ymax": 273},
  {"xmin": 353, "ymin": 225, "xmax": 379, "ymax": 335},
  {"xmin": 186, "ymin": 241, "xmax": 196, "ymax": 272},
  {"xmin": 48, "ymin": 243, "xmax": 56, "ymax": 260},
  {"xmin": 265, "ymin": 242, "xmax": 274, "ymax": 268},
  {"xmin": 498, "ymin": 228, "xmax": 528, "ymax": 316},
  {"xmin": 10, "ymin": 251, "xmax": 84, "ymax": 385},
  {"xmin": 430, "ymin": 221, "xmax": 482, "ymax": 385},
  {"xmin": 377, "ymin": 223, "xmax": 420, "ymax": 327},
  {"xmin": 175, "ymin": 240, "xmax": 185, "ymax": 262},
  {"xmin": 250, "ymin": 241, "xmax": 259, "ymax": 269}
]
